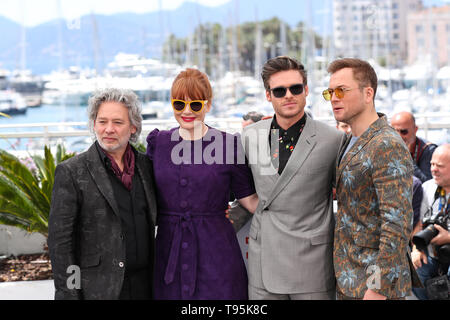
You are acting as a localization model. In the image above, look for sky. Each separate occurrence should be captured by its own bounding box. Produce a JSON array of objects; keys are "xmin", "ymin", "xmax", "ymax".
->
[
  {"xmin": 0, "ymin": 0, "xmax": 231, "ymax": 27},
  {"xmin": 1, "ymin": 0, "xmax": 449, "ymax": 27}
]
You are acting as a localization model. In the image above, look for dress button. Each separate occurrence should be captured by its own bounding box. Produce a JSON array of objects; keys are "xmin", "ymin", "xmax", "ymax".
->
[
  {"xmin": 180, "ymin": 179, "xmax": 188, "ymax": 186},
  {"xmin": 119, "ymin": 262, "xmax": 124, "ymax": 268},
  {"xmin": 182, "ymin": 264, "xmax": 189, "ymax": 271},
  {"xmin": 182, "ymin": 242, "xmax": 188, "ymax": 249},
  {"xmin": 180, "ymin": 201, "xmax": 188, "ymax": 208}
]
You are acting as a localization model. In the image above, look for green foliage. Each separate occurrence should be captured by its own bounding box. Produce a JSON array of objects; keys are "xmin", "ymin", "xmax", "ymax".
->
[
  {"xmin": 131, "ymin": 141, "xmax": 147, "ymax": 153},
  {"xmin": 0, "ymin": 144, "xmax": 75, "ymax": 237},
  {"xmin": 163, "ymin": 17, "xmax": 323, "ymax": 76}
]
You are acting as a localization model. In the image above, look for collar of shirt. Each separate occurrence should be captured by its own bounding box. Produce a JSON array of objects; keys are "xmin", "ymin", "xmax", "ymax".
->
[
  {"xmin": 268, "ymin": 113, "xmax": 307, "ymax": 175},
  {"xmin": 95, "ymin": 141, "xmax": 136, "ymax": 191},
  {"xmin": 270, "ymin": 113, "xmax": 307, "ymax": 143}
]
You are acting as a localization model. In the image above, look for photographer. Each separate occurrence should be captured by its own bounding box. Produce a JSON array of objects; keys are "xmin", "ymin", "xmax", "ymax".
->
[{"xmin": 412, "ymin": 144, "xmax": 450, "ymax": 300}]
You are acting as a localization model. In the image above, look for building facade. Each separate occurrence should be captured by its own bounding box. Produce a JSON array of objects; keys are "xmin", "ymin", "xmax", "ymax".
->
[
  {"xmin": 333, "ymin": 0, "xmax": 423, "ymax": 66},
  {"xmin": 407, "ymin": 6, "xmax": 450, "ymax": 67}
]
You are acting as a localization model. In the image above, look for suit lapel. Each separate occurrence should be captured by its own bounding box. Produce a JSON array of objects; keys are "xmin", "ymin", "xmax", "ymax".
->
[
  {"xmin": 135, "ymin": 154, "xmax": 157, "ymax": 226},
  {"xmin": 335, "ymin": 134, "xmax": 352, "ymax": 187},
  {"xmin": 336, "ymin": 115, "xmax": 386, "ymax": 187},
  {"xmin": 85, "ymin": 144, "xmax": 121, "ymax": 219},
  {"xmin": 264, "ymin": 118, "xmax": 317, "ymax": 209},
  {"xmin": 261, "ymin": 121, "xmax": 279, "ymax": 186},
  {"xmin": 245, "ymin": 120, "xmax": 278, "ymax": 186}
]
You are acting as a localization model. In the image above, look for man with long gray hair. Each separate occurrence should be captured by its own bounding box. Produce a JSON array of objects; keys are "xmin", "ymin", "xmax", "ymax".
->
[{"xmin": 48, "ymin": 88, "xmax": 158, "ymax": 300}]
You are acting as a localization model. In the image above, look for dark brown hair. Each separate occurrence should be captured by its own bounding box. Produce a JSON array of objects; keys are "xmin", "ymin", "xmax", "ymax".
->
[
  {"xmin": 327, "ymin": 58, "xmax": 378, "ymax": 98},
  {"xmin": 171, "ymin": 68, "xmax": 213, "ymax": 101},
  {"xmin": 261, "ymin": 56, "xmax": 307, "ymax": 91}
]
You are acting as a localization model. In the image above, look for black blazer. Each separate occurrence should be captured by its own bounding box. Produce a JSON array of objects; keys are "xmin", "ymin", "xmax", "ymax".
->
[{"xmin": 48, "ymin": 143, "xmax": 157, "ymax": 300}]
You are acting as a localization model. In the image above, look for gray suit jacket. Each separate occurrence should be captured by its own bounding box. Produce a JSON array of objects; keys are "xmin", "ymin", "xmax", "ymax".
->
[
  {"xmin": 242, "ymin": 117, "xmax": 344, "ymax": 294},
  {"xmin": 48, "ymin": 143, "xmax": 157, "ymax": 300}
]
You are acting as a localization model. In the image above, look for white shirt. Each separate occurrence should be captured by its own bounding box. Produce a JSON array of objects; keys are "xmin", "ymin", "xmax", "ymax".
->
[{"xmin": 419, "ymin": 179, "xmax": 450, "ymax": 257}]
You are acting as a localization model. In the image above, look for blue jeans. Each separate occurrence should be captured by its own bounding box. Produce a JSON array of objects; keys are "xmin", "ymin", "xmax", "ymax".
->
[{"xmin": 412, "ymin": 256, "xmax": 450, "ymax": 300}]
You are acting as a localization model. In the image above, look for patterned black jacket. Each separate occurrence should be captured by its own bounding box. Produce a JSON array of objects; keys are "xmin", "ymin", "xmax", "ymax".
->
[{"xmin": 48, "ymin": 143, "xmax": 157, "ymax": 300}]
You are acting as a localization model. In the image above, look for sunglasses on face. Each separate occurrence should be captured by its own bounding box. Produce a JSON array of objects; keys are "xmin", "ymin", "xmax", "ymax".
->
[
  {"xmin": 171, "ymin": 99, "xmax": 208, "ymax": 113},
  {"xmin": 269, "ymin": 84, "xmax": 304, "ymax": 98},
  {"xmin": 322, "ymin": 87, "xmax": 358, "ymax": 101},
  {"xmin": 395, "ymin": 128, "xmax": 409, "ymax": 135}
]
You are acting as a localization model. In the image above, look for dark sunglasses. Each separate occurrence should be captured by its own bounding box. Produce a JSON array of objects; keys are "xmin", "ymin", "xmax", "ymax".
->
[
  {"xmin": 395, "ymin": 128, "xmax": 409, "ymax": 135},
  {"xmin": 171, "ymin": 99, "xmax": 208, "ymax": 113},
  {"xmin": 269, "ymin": 84, "xmax": 304, "ymax": 98}
]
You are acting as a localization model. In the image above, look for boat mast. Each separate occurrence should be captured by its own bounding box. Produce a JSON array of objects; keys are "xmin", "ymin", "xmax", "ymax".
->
[
  {"xmin": 254, "ymin": 7, "xmax": 263, "ymax": 80},
  {"xmin": 19, "ymin": 0, "xmax": 27, "ymax": 78}
]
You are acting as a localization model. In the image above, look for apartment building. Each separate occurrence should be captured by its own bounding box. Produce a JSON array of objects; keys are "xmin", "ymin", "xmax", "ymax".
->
[
  {"xmin": 333, "ymin": 0, "xmax": 423, "ymax": 66},
  {"xmin": 407, "ymin": 5, "xmax": 450, "ymax": 67}
]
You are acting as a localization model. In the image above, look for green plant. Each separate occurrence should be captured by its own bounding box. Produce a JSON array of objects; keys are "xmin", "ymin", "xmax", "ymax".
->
[
  {"xmin": 0, "ymin": 144, "xmax": 75, "ymax": 237},
  {"xmin": 131, "ymin": 141, "xmax": 147, "ymax": 153}
]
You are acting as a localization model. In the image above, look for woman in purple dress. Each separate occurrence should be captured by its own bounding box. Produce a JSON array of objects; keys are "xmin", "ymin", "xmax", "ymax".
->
[{"xmin": 146, "ymin": 68, "xmax": 258, "ymax": 300}]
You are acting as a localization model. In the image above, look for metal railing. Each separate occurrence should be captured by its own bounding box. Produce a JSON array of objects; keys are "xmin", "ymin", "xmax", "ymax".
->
[{"xmin": 1, "ymin": 113, "xmax": 449, "ymax": 151}]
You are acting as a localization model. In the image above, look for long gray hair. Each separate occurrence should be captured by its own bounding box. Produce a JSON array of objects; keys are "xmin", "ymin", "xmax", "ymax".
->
[{"xmin": 87, "ymin": 88, "xmax": 142, "ymax": 143}]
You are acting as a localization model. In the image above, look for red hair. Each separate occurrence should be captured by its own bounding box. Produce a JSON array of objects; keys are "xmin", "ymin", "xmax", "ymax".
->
[{"xmin": 171, "ymin": 68, "xmax": 213, "ymax": 101}]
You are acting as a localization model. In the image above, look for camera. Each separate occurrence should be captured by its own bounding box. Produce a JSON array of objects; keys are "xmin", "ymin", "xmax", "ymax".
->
[{"xmin": 412, "ymin": 212, "xmax": 450, "ymax": 265}]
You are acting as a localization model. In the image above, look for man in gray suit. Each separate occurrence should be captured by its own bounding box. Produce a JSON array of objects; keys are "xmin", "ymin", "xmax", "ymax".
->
[{"xmin": 241, "ymin": 56, "xmax": 344, "ymax": 299}]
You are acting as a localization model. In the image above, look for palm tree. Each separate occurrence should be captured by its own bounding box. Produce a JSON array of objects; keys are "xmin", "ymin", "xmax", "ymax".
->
[{"xmin": 0, "ymin": 145, "xmax": 75, "ymax": 237}]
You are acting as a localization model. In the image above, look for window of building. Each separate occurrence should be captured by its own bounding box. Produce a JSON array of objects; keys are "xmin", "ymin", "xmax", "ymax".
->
[
  {"xmin": 416, "ymin": 25, "xmax": 423, "ymax": 33},
  {"xmin": 417, "ymin": 38, "xmax": 425, "ymax": 48}
]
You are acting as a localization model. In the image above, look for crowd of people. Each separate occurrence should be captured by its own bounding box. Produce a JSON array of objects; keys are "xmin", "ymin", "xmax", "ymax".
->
[{"xmin": 47, "ymin": 55, "xmax": 450, "ymax": 300}]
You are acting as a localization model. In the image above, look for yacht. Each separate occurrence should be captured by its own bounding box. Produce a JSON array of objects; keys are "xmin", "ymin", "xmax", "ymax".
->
[{"xmin": 0, "ymin": 91, "xmax": 27, "ymax": 115}]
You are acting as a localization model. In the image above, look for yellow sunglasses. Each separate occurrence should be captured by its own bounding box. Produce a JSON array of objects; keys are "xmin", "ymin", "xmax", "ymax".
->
[
  {"xmin": 322, "ymin": 87, "xmax": 359, "ymax": 101},
  {"xmin": 171, "ymin": 99, "xmax": 208, "ymax": 113}
]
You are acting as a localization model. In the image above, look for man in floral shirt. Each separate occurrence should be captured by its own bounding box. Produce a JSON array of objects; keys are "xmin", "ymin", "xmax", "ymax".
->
[{"xmin": 324, "ymin": 58, "xmax": 415, "ymax": 299}]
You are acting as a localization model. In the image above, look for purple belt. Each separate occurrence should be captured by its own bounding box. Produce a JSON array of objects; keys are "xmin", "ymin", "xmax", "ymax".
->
[{"xmin": 159, "ymin": 210, "xmax": 224, "ymax": 297}]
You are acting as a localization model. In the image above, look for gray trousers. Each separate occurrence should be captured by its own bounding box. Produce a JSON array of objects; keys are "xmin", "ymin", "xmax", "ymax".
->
[{"xmin": 249, "ymin": 283, "xmax": 336, "ymax": 300}]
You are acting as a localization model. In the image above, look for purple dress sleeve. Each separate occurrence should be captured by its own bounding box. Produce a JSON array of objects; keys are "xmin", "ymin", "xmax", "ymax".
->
[
  {"xmin": 146, "ymin": 128, "xmax": 160, "ymax": 161},
  {"xmin": 230, "ymin": 133, "xmax": 256, "ymax": 199}
]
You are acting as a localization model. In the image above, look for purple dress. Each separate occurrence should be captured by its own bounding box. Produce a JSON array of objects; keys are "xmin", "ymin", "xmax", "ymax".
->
[{"xmin": 146, "ymin": 127, "xmax": 255, "ymax": 300}]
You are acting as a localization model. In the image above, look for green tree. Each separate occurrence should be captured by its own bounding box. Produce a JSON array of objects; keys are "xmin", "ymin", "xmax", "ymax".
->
[
  {"xmin": 163, "ymin": 17, "xmax": 323, "ymax": 77},
  {"xmin": 0, "ymin": 145, "xmax": 75, "ymax": 237}
]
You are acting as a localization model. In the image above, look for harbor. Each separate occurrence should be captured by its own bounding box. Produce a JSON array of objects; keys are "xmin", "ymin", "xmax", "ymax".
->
[{"xmin": 1, "ymin": 0, "xmax": 450, "ymax": 302}]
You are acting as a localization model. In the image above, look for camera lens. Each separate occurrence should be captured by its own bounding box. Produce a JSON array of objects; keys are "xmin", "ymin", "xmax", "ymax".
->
[
  {"xmin": 437, "ymin": 244, "xmax": 450, "ymax": 265},
  {"xmin": 412, "ymin": 225, "xmax": 439, "ymax": 252}
]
